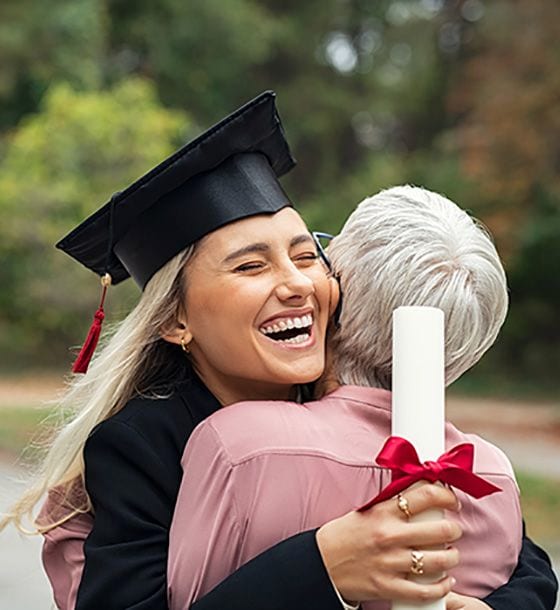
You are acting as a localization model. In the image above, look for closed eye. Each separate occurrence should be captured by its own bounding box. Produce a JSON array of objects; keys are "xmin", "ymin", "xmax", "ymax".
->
[
  {"xmin": 234, "ymin": 261, "xmax": 266, "ymax": 273},
  {"xmin": 294, "ymin": 252, "xmax": 319, "ymax": 266}
]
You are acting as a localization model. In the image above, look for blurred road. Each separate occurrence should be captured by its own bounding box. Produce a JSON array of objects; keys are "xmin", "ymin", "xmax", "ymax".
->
[{"xmin": 0, "ymin": 463, "xmax": 52, "ymax": 609}]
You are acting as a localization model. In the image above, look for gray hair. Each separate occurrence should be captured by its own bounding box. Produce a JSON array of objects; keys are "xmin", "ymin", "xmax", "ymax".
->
[{"xmin": 329, "ymin": 185, "xmax": 508, "ymax": 389}]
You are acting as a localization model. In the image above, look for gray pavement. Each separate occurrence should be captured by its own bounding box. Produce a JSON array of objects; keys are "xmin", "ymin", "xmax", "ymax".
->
[
  {"xmin": 496, "ymin": 436, "xmax": 560, "ymax": 479},
  {"xmin": 0, "ymin": 463, "xmax": 53, "ymax": 609}
]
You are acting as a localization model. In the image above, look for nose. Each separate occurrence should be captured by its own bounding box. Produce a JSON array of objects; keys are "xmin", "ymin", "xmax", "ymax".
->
[{"xmin": 275, "ymin": 261, "xmax": 315, "ymax": 303}]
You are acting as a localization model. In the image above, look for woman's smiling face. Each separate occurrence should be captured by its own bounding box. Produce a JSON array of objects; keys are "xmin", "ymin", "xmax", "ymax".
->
[{"xmin": 177, "ymin": 207, "xmax": 336, "ymax": 405}]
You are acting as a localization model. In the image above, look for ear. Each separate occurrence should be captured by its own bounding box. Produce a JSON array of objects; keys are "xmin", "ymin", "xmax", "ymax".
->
[
  {"xmin": 327, "ymin": 275, "xmax": 340, "ymax": 318},
  {"xmin": 160, "ymin": 317, "xmax": 193, "ymax": 347}
]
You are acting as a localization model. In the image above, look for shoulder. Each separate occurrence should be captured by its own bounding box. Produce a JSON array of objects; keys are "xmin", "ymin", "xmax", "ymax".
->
[
  {"xmin": 87, "ymin": 379, "xmax": 220, "ymax": 470},
  {"xmin": 194, "ymin": 397, "xmax": 365, "ymax": 466},
  {"xmin": 193, "ymin": 399, "xmax": 310, "ymax": 462},
  {"xmin": 110, "ymin": 391, "xmax": 193, "ymax": 435},
  {"xmin": 207, "ymin": 399, "xmax": 295, "ymax": 427}
]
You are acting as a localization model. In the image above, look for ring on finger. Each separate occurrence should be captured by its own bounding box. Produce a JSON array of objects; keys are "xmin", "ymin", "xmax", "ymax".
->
[
  {"xmin": 410, "ymin": 550, "xmax": 424, "ymax": 575},
  {"xmin": 397, "ymin": 493, "xmax": 412, "ymax": 519}
]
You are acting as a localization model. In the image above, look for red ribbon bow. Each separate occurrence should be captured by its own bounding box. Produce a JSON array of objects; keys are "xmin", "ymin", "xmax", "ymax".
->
[{"xmin": 358, "ymin": 436, "xmax": 502, "ymax": 512}]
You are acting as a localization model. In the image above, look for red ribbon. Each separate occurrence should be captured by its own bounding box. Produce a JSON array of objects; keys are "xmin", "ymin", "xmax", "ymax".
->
[{"xmin": 358, "ymin": 436, "xmax": 502, "ymax": 512}]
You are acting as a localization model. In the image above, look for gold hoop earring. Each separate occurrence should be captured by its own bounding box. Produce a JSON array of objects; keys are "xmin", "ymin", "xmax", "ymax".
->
[{"xmin": 180, "ymin": 336, "xmax": 190, "ymax": 354}]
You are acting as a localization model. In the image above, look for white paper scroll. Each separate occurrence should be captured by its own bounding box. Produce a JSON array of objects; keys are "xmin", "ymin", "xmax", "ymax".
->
[{"xmin": 392, "ymin": 306, "xmax": 445, "ymax": 610}]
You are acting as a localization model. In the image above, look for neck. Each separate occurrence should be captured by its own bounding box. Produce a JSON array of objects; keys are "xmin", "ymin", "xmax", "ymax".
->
[{"xmin": 194, "ymin": 367, "xmax": 295, "ymax": 407}]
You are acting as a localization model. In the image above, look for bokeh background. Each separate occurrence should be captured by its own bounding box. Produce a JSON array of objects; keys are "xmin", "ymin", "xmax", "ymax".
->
[
  {"xmin": 0, "ymin": 0, "xmax": 559, "ymax": 388},
  {"xmin": 0, "ymin": 0, "xmax": 558, "ymax": 608}
]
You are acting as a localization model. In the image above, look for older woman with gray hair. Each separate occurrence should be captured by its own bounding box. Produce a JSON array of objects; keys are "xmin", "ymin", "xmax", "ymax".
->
[
  {"xmin": 167, "ymin": 185, "xmax": 557, "ymax": 610},
  {"xmin": 329, "ymin": 184, "xmax": 507, "ymax": 390}
]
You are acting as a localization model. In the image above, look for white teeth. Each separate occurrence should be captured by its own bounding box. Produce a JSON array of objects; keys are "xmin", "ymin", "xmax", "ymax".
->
[
  {"xmin": 279, "ymin": 332, "xmax": 310, "ymax": 344},
  {"xmin": 259, "ymin": 314, "xmax": 314, "ymax": 335}
]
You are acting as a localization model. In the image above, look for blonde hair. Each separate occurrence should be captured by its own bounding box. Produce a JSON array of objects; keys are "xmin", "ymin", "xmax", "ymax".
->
[
  {"xmin": 1, "ymin": 245, "xmax": 196, "ymax": 533},
  {"xmin": 329, "ymin": 185, "xmax": 508, "ymax": 389}
]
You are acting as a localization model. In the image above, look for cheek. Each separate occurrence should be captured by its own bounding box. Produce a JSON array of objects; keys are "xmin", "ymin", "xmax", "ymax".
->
[
  {"xmin": 308, "ymin": 271, "xmax": 333, "ymax": 317},
  {"xmin": 185, "ymin": 282, "xmax": 262, "ymax": 338}
]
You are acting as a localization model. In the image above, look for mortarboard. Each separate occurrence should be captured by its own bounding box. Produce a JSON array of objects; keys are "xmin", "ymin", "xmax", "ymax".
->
[
  {"xmin": 56, "ymin": 90, "xmax": 295, "ymax": 289},
  {"xmin": 56, "ymin": 90, "xmax": 296, "ymax": 372}
]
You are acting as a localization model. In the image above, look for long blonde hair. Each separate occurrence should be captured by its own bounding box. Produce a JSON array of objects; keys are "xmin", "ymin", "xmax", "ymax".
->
[{"xmin": 1, "ymin": 245, "xmax": 196, "ymax": 533}]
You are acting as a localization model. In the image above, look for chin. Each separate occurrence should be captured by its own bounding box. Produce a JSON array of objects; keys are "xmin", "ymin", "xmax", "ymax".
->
[{"xmin": 286, "ymin": 362, "xmax": 324, "ymax": 385}]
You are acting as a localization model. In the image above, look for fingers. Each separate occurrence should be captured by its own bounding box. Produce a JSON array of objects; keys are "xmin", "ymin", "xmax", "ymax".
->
[
  {"xmin": 400, "ymin": 520, "xmax": 462, "ymax": 547},
  {"xmin": 397, "ymin": 483, "xmax": 460, "ymax": 516},
  {"xmin": 446, "ymin": 592, "xmax": 466, "ymax": 610},
  {"xmin": 374, "ymin": 518, "xmax": 462, "ymax": 551},
  {"xmin": 445, "ymin": 592, "xmax": 492, "ymax": 610},
  {"xmin": 317, "ymin": 501, "xmax": 462, "ymax": 604},
  {"xmin": 389, "ymin": 574, "xmax": 456, "ymax": 602}
]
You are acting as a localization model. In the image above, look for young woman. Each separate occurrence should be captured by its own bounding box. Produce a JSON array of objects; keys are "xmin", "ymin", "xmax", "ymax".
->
[{"xmin": 4, "ymin": 94, "xmax": 556, "ymax": 610}]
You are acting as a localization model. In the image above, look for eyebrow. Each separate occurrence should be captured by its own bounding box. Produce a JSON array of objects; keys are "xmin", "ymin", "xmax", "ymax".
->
[{"xmin": 222, "ymin": 233, "xmax": 314, "ymax": 264}]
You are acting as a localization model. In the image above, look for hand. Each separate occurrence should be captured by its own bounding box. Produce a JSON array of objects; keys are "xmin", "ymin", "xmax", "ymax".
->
[
  {"xmin": 446, "ymin": 591, "xmax": 491, "ymax": 609},
  {"xmin": 316, "ymin": 482, "xmax": 462, "ymax": 603}
]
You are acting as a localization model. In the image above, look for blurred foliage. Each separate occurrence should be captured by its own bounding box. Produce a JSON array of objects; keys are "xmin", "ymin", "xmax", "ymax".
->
[
  {"xmin": 517, "ymin": 471, "xmax": 560, "ymax": 542},
  {"xmin": 0, "ymin": 405, "xmax": 57, "ymax": 460},
  {"xmin": 0, "ymin": 79, "xmax": 188, "ymax": 367},
  {"xmin": 0, "ymin": 0, "xmax": 558, "ymax": 392}
]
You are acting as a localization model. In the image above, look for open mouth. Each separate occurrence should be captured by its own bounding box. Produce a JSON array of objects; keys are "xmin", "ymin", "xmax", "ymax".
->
[{"xmin": 259, "ymin": 314, "xmax": 313, "ymax": 345}]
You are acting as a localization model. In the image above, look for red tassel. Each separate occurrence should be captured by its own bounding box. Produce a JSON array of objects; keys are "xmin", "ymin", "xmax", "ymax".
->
[{"xmin": 72, "ymin": 274, "xmax": 111, "ymax": 374}]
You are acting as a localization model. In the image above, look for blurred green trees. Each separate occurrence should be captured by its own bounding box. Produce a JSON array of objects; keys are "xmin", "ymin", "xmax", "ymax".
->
[
  {"xmin": 0, "ymin": 0, "xmax": 558, "ymax": 391},
  {"xmin": 0, "ymin": 79, "xmax": 188, "ymax": 366}
]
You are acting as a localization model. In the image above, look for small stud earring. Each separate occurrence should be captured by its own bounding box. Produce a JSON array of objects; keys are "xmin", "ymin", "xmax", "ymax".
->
[{"xmin": 180, "ymin": 336, "xmax": 190, "ymax": 354}]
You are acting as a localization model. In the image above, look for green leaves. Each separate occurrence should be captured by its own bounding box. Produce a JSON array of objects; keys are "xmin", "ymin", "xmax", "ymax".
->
[{"xmin": 0, "ymin": 79, "xmax": 189, "ymax": 368}]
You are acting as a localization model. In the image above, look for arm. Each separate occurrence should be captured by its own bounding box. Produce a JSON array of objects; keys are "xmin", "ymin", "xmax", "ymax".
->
[
  {"xmin": 76, "ymin": 419, "xmax": 176, "ymax": 610},
  {"xmin": 41, "ymin": 506, "xmax": 92, "ymax": 610},
  {"xmin": 168, "ymin": 423, "xmax": 351, "ymax": 609},
  {"xmin": 446, "ymin": 531, "xmax": 558, "ymax": 610},
  {"xmin": 76, "ymin": 418, "xmax": 346, "ymax": 610},
  {"xmin": 191, "ymin": 529, "xmax": 342, "ymax": 610},
  {"xmin": 482, "ymin": 530, "xmax": 558, "ymax": 610}
]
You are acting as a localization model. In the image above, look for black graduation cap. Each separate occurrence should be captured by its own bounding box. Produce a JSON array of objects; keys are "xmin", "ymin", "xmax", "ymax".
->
[{"xmin": 56, "ymin": 90, "xmax": 296, "ymax": 290}]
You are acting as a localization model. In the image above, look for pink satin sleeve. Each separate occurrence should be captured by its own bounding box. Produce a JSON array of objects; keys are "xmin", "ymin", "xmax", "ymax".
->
[
  {"xmin": 38, "ymin": 488, "xmax": 92, "ymax": 610},
  {"xmin": 167, "ymin": 422, "xmax": 243, "ymax": 610}
]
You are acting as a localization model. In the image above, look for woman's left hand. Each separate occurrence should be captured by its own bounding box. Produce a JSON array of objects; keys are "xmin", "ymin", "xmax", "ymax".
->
[{"xmin": 446, "ymin": 592, "xmax": 491, "ymax": 610}]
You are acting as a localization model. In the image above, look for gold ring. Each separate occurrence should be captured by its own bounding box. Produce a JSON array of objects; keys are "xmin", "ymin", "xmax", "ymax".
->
[
  {"xmin": 410, "ymin": 550, "xmax": 424, "ymax": 575},
  {"xmin": 397, "ymin": 493, "xmax": 411, "ymax": 519}
]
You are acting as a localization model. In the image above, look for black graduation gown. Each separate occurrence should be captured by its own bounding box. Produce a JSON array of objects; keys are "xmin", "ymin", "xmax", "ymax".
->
[{"xmin": 75, "ymin": 376, "xmax": 558, "ymax": 610}]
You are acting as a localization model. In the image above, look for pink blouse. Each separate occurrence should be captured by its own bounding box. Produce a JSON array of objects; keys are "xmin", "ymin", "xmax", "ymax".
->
[
  {"xmin": 168, "ymin": 386, "xmax": 522, "ymax": 610},
  {"xmin": 38, "ymin": 487, "xmax": 93, "ymax": 610}
]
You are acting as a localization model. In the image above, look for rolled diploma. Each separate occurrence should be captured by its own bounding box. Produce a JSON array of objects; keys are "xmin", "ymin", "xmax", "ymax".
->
[{"xmin": 392, "ymin": 306, "xmax": 445, "ymax": 610}]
